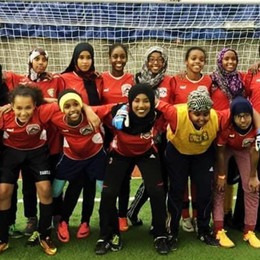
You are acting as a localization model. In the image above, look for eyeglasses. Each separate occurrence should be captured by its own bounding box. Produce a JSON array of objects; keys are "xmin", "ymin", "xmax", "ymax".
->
[
  {"xmin": 148, "ymin": 57, "xmax": 164, "ymax": 64},
  {"xmin": 234, "ymin": 113, "xmax": 251, "ymax": 120}
]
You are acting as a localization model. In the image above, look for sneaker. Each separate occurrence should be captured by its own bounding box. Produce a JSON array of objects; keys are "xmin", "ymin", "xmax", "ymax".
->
[
  {"xmin": 0, "ymin": 241, "xmax": 9, "ymax": 254},
  {"xmin": 154, "ymin": 236, "xmax": 169, "ymax": 255},
  {"xmin": 77, "ymin": 222, "xmax": 90, "ymax": 239},
  {"xmin": 216, "ymin": 229, "xmax": 235, "ymax": 248},
  {"xmin": 57, "ymin": 221, "xmax": 70, "ymax": 243},
  {"xmin": 23, "ymin": 217, "xmax": 38, "ymax": 236},
  {"xmin": 198, "ymin": 231, "xmax": 219, "ymax": 247},
  {"xmin": 26, "ymin": 231, "xmax": 40, "ymax": 247},
  {"xmin": 110, "ymin": 234, "xmax": 122, "ymax": 252},
  {"xmin": 9, "ymin": 224, "xmax": 23, "ymax": 238},
  {"xmin": 192, "ymin": 218, "xmax": 198, "ymax": 233},
  {"xmin": 40, "ymin": 236, "xmax": 57, "ymax": 256},
  {"xmin": 119, "ymin": 218, "xmax": 129, "ymax": 232},
  {"xmin": 167, "ymin": 233, "xmax": 178, "ymax": 251},
  {"xmin": 182, "ymin": 218, "xmax": 195, "ymax": 232},
  {"xmin": 95, "ymin": 239, "xmax": 111, "ymax": 255},
  {"xmin": 244, "ymin": 231, "xmax": 260, "ymax": 248},
  {"xmin": 127, "ymin": 213, "xmax": 143, "ymax": 226}
]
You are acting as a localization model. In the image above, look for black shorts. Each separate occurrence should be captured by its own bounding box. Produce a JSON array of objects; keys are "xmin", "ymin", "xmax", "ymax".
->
[{"xmin": 0, "ymin": 145, "xmax": 51, "ymax": 184}]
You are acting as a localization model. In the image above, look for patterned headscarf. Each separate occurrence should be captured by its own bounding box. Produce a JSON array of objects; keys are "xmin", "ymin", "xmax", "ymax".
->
[
  {"xmin": 187, "ymin": 87, "xmax": 213, "ymax": 111},
  {"xmin": 211, "ymin": 48, "xmax": 243, "ymax": 102},
  {"xmin": 136, "ymin": 46, "xmax": 168, "ymax": 89}
]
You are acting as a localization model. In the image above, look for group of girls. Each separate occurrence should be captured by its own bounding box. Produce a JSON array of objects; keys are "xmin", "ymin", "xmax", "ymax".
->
[{"xmin": 0, "ymin": 41, "xmax": 260, "ymax": 257}]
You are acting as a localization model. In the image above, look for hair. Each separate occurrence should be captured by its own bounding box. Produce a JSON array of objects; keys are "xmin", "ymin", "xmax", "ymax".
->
[
  {"xmin": 109, "ymin": 43, "xmax": 128, "ymax": 59},
  {"xmin": 9, "ymin": 84, "xmax": 44, "ymax": 106},
  {"xmin": 185, "ymin": 46, "xmax": 207, "ymax": 62},
  {"xmin": 57, "ymin": 89, "xmax": 82, "ymax": 104}
]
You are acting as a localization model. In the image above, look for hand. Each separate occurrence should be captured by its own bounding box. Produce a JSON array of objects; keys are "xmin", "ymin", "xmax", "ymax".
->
[
  {"xmin": 249, "ymin": 176, "xmax": 260, "ymax": 193},
  {"xmin": 0, "ymin": 104, "xmax": 11, "ymax": 117},
  {"xmin": 216, "ymin": 178, "xmax": 226, "ymax": 191},
  {"xmin": 83, "ymin": 105, "xmax": 101, "ymax": 132},
  {"xmin": 112, "ymin": 104, "xmax": 129, "ymax": 130},
  {"xmin": 255, "ymin": 134, "xmax": 260, "ymax": 151}
]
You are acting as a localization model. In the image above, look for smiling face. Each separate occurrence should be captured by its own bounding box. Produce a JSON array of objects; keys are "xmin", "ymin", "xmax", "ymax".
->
[
  {"xmin": 131, "ymin": 93, "xmax": 151, "ymax": 118},
  {"xmin": 109, "ymin": 46, "xmax": 127, "ymax": 77},
  {"xmin": 63, "ymin": 99, "xmax": 82, "ymax": 124},
  {"xmin": 77, "ymin": 51, "xmax": 92, "ymax": 72},
  {"xmin": 189, "ymin": 110, "xmax": 210, "ymax": 129},
  {"xmin": 32, "ymin": 54, "xmax": 48, "ymax": 74},
  {"xmin": 12, "ymin": 95, "xmax": 36, "ymax": 125},
  {"xmin": 147, "ymin": 51, "xmax": 164, "ymax": 75},
  {"xmin": 186, "ymin": 49, "xmax": 205, "ymax": 75},
  {"xmin": 222, "ymin": 50, "xmax": 238, "ymax": 72}
]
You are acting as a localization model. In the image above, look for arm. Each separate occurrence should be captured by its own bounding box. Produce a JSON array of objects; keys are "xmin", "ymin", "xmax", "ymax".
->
[
  {"xmin": 249, "ymin": 146, "xmax": 260, "ymax": 192},
  {"xmin": 215, "ymin": 145, "xmax": 227, "ymax": 191},
  {"xmin": 82, "ymin": 103, "xmax": 101, "ymax": 132}
]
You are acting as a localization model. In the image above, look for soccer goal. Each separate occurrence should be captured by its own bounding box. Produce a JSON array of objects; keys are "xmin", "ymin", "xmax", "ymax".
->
[{"xmin": 0, "ymin": 0, "xmax": 259, "ymax": 75}]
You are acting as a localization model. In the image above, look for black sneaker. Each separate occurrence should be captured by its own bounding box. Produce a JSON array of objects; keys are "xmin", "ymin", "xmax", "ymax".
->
[
  {"xmin": 127, "ymin": 213, "xmax": 143, "ymax": 226},
  {"xmin": 110, "ymin": 234, "xmax": 122, "ymax": 252},
  {"xmin": 95, "ymin": 239, "xmax": 110, "ymax": 255},
  {"xmin": 154, "ymin": 236, "xmax": 169, "ymax": 255},
  {"xmin": 25, "ymin": 231, "xmax": 40, "ymax": 247},
  {"xmin": 198, "ymin": 231, "xmax": 219, "ymax": 247},
  {"xmin": 167, "ymin": 233, "xmax": 178, "ymax": 251}
]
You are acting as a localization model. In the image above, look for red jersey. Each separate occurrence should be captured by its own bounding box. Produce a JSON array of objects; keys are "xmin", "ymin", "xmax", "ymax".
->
[
  {"xmin": 172, "ymin": 74, "xmax": 212, "ymax": 105},
  {"xmin": 61, "ymin": 71, "xmax": 103, "ymax": 104},
  {"xmin": 244, "ymin": 71, "xmax": 260, "ymax": 113},
  {"xmin": 155, "ymin": 75, "xmax": 175, "ymax": 104},
  {"xmin": 211, "ymin": 71, "xmax": 247, "ymax": 110},
  {"xmin": 4, "ymin": 71, "xmax": 65, "ymax": 98},
  {"xmin": 101, "ymin": 71, "xmax": 134, "ymax": 104},
  {"xmin": 217, "ymin": 124, "xmax": 256, "ymax": 150},
  {"xmin": 0, "ymin": 103, "xmax": 58, "ymax": 150}
]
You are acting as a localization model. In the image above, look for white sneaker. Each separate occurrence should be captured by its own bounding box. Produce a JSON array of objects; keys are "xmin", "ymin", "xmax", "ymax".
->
[{"xmin": 182, "ymin": 218, "xmax": 195, "ymax": 232}]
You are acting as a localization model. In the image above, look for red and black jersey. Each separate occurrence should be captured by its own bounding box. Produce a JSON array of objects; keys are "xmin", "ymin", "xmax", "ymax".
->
[
  {"xmin": 217, "ymin": 124, "xmax": 256, "ymax": 150},
  {"xmin": 154, "ymin": 75, "xmax": 175, "ymax": 104},
  {"xmin": 172, "ymin": 74, "xmax": 212, "ymax": 105},
  {"xmin": 101, "ymin": 71, "xmax": 134, "ymax": 104},
  {"xmin": 61, "ymin": 71, "xmax": 103, "ymax": 105},
  {"xmin": 0, "ymin": 103, "xmax": 58, "ymax": 150}
]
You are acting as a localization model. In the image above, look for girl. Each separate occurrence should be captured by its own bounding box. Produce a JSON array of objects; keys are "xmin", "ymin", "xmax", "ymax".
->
[
  {"xmin": 0, "ymin": 85, "xmax": 58, "ymax": 256},
  {"xmin": 127, "ymin": 46, "xmax": 174, "ymax": 228},
  {"xmin": 101, "ymin": 43, "xmax": 135, "ymax": 232},
  {"xmin": 95, "ymin": 84, "xmax": 169, "ymax": 255},
  {"xmin": 60, "ymin": 42, "xmax": 102, "ymax": 239},
  {"xmin": 214, "ymin": 97, "xmax": 260, "ymax": 248},
  {"xmin": 172, "ymin": 46, "xmax": 212, "ymax": 232}
]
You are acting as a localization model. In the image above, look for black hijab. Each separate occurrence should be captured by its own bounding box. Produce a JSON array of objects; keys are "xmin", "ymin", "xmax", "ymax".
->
[
  {"xmin": 62, "ymin": 42, "xmax": 100, "ymax": 105},
  {"xmin": 112, "ymin": 83, "xmax": 156, "ymax": 135}
]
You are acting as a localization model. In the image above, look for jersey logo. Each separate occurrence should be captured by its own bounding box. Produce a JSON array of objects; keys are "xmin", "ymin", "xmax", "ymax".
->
[
  {"xmin": 6, "ymin": 128, "xmax": 14, "ymax": 132},
  {"xmin": 158, "ymin": 87, "xmax": 167, "ymax": 98},
  {"xmin": 242, "ymin": 138, "xmax": 255, "ymax": 148},
  {"xmin": 189, "ymin": 131, "xmax": 209, "ymax": 143},
  {"xmin": 121, "ymin": 84, "xmax": 132, "ymax": 97},
  {"xmin": 149, "ymin": 154, "xmax": 156, "ymax": 158},
  {"xmin": 92, "ymin": 133, "xmax": 103, "ymax": 144},
  {"xmin": 256, "ymin": 79, "xmax": 260, "ymax": 82},
  {"xmin": 180, "ymin": 85, "xmax": 186, "ymax": 89},
  {"xmin": 103, "ymin": 88, "xmax": 109, "ymax": 92},
  {"xmin": 26, "ymin": 124, "xmax": 41, "ymax": 135},
  {"xmin": 229, "ymin": 134, "xmax": 235, "ymax": 138},
  {"xmin": 140, "ymin": 131, "xmax": 152, "ymax": 139},
  {"xmin": 47, "ymin": 88, "xmax": 55, "ymax": 97},
  {"xmin": 79, "ymin": 125, "xmax": 93, "ymax": 135}
]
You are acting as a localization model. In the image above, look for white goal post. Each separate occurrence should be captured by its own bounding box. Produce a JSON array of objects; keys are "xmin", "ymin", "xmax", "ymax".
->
[{"xmin": 0, "ymin": 0, "xmax": 259, "ymax": 75}]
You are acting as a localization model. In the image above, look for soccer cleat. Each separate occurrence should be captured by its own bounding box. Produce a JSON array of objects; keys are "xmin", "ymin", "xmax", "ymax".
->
[
  {"xmin": 110, "ymin": 234, "xmax": 122, "ymax": 252},
  {"xmin": 198, "ymin": 231, "xmax": 219, "ymax": 247},
  {"xmin": 127, "ymin": 216, "xmax": 143, "ymax": 226},
  {"xmin": 77, "ymin": 222, "xmax": 90, "ymax": 239},
  {"xmin": 95, "ymin": 239, "xmax": 111, "ymax": 255},
  {"xmin": 182, "ymin": 218, "xmax": 195, "ymax": 232},
  {"xmin": 244, "ymin": 231, "xmax": 260, "ymax": 248},
  {"xmin": 216, "ymin": 229, "xmax": 235, "ymax": 248},
  {"xmin": 9, "ymin": 224, "xmax": 23, "ymax": 238},
  {"xmin": 167, "ymin": 233, "xmax": 178, "ymax": 251},
  {"xmin": 26, "ymin": 231, "xmax": 40, "ymax": 247},
  {"xmin": 119, "ymin": 217, "xmax": 129, "ymax": 232},
  {"xmin": 23, "ymin": 217, "xmax": 38, "ymax": 236},
  {"xmin": 40, "ymin": 236, "xmax": 57, "ymax": 256},
  {"xmin": 57, "ymin": 221, "xmax": 70, "ymax": 243},
  {"xmin": 154, "ymin": 236, "xmax": 169, "ymax": 255},
  {"xmin": 0, "ymin": 241, "xmax": 9, "ymax": 254}
]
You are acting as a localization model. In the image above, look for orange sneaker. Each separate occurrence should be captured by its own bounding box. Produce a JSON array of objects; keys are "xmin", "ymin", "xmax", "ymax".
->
[
  {"xmin": 77, "ymin": 222, "xmax": 90, "ymax": 239},
  {"xmin": 57, "ymin": 221, "xmax": 70, "ymax": 243},
  {"xmin": 119, "ymin": 217, "xmax": 129, "ymax": 232},
  {"xmin": 0, "ymin": 241, "xmax": 9, "ymax": 254}
]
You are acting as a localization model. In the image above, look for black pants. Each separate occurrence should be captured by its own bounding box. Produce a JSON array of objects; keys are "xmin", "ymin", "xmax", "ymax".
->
[
  {"xmin": 99, "ymin": 149, "xmax": 167, "ymax": 240},
  {"xmin": 165, "ymin": 143, "xmax": 215, "ymax": 235}
]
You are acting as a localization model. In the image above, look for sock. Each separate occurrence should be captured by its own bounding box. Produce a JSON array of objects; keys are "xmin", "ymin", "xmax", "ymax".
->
[
  {"xmin": 214, "ymin": 221, "xmax": 224, "ymax": 234},
  {"xmin": 38, "ymin": 203, "xmax": 53, "ymax": 238},
  {"xmin": 244, "ymin": 224, "xmax": 255, "ymax": 235},
  {"xmin": 0, "ymin": 209, "xmax": 11, "ymax": 243}
]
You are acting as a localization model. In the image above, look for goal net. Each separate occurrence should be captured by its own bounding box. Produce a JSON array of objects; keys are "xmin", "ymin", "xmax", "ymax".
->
[{"xmin": 0, "ymin": 0, "xmax": 259, "ymax": 75}]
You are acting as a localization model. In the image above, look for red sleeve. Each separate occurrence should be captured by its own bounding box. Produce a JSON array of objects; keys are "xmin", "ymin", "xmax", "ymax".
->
[
  {"xmin": 216, "ymin": 109, "xmax": 230, "ymax": 131},
  {"xmin": 53, "ymin": 74, "xmax": 66, "ymax": 95},
  {"xmin": 156, "ymin": 100, "xmax": 177, "ymax": 131},
  {"xmin": 169, "ymin": 77, "xmax": 177, "ymax": 104},
  {"xmin": 4, "ymin": 71, "xmax": 25, "ymax": 91},
  {"xmin": 216, "ymin": 129, "xmax": 229, "ymax": 146},
  {"xmin": 38, "ymin": 103, "xmax": 60, "ymax": 123},
  {"xmin": 243, "ymin": 71, "xmax": 253, "ymax": 98},
  {"xmin": 91, "ymin": 103, "xmax": 115, "ymax": 120}
]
